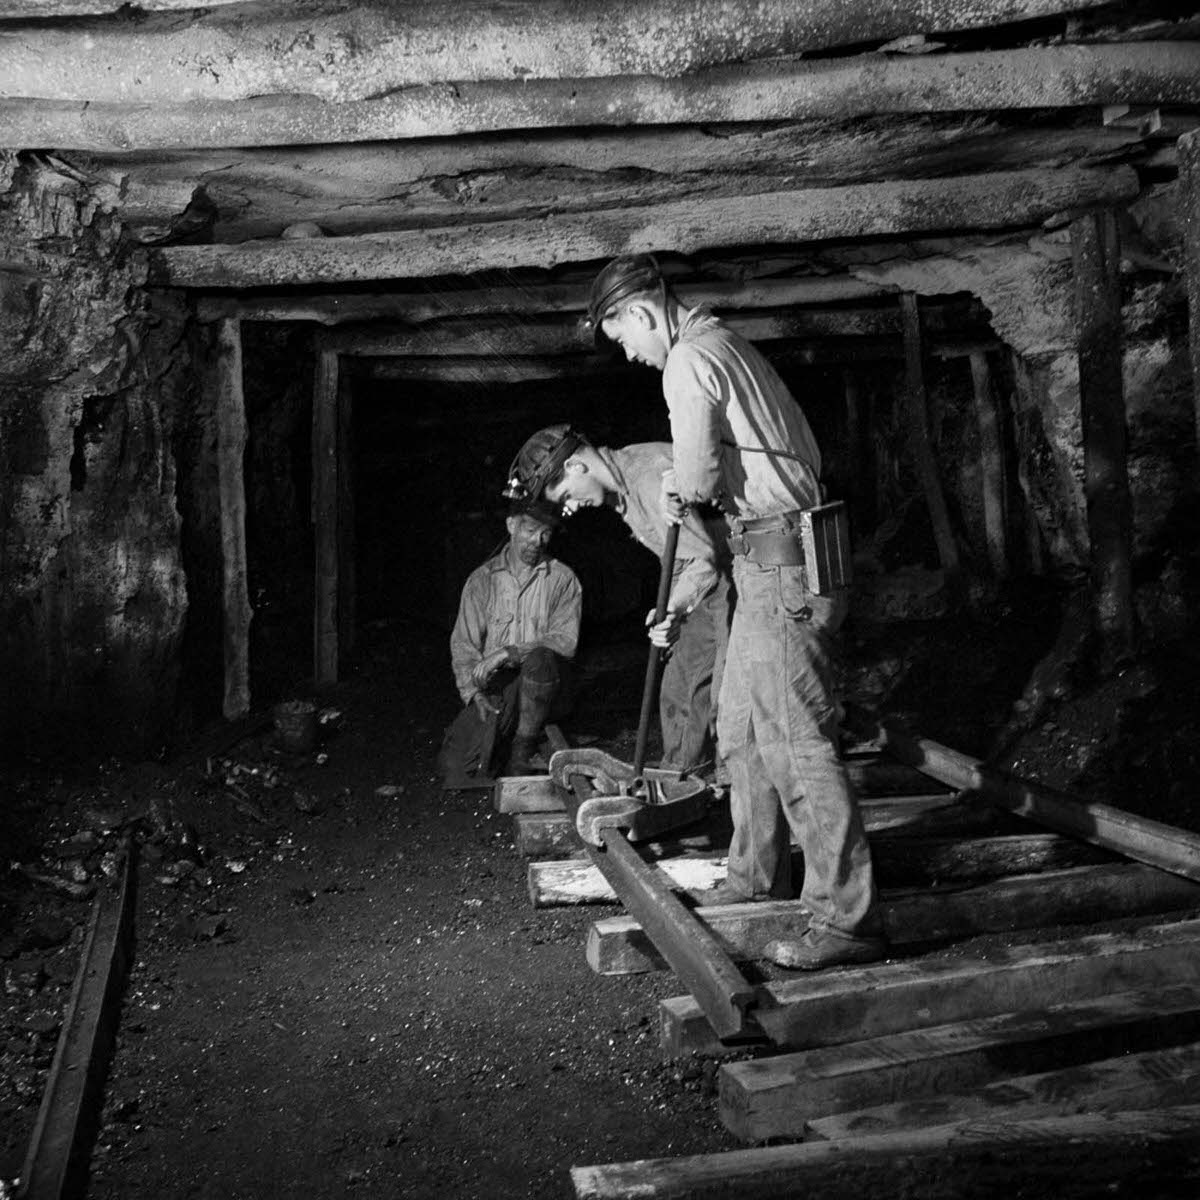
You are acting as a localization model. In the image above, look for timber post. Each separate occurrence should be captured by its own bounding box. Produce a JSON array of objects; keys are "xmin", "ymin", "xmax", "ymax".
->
[
  {"xmin": 312, "ymin": 345, "xmax": 340, "ymax": 686},
  {"xmin": 1181, "ymin": 129, "xmax": 1200, "ymax": 470},
  {"xmin": 969, "ymin": 351, "xmax": 1009, "ymax": 578},
  {"xmin": 900, "ymin": 293, "xmax": 960, "ymax": 581},
  {"xmin": 214, "ymin": 316, "xmax": 252, "ymax": 719},
  {"xmin": 1070, "ymin": 208, "xmax": 1133, "ymax": 660}
]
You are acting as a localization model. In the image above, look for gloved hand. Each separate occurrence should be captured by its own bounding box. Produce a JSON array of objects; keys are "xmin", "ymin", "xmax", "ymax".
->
[
  {"xmin": 472, "ymin": 692, "xmax": 500, "ymax": 720},
  {"xmin": 646, "ymin": 606, "xmax": 685, "ymax": 650},
  {"xmin": 659, "ymin": 468, "xmax": 687, "ymax": 526}
]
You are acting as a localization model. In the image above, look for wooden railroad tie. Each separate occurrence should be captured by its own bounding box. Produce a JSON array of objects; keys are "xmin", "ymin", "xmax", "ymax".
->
[{"xmin": 660, "ymin": 916, "xmax": 1200, "ymax": 1059}]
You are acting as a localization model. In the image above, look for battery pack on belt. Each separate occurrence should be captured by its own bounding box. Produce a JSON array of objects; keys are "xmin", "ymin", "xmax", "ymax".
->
[{"xmin": 727, "ymin": 501, "xmax": 853, "ymax": 593}]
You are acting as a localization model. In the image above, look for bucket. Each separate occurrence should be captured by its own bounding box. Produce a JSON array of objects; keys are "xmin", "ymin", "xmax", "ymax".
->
[{"xmin": 273, "ymin": 699, "xmax": 318, "ymax": 753}]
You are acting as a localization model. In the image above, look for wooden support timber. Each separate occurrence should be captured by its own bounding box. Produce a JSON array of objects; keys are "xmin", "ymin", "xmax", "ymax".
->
[
  {"xmin": 587, "ymin": 862, "xmax": 1200, "ymax": 976},
  {"xmin": 659, "ymin": 917, "xmax": 1200, "ymax": 1058},
  {"xmin": 324, "ymin": 303, "xmax": 979, "ymax": 358},
  {"xmin": 336, "ymin": 369, "xmax": 355, "ymax": 658},
  {"xmin": 5, "ymin": 41, "xmax": 1196, "ymax": 150},
  {"xmin": 529, "ymin": 833, "xmax": 1112, "ymax": 906},
  {"xmin": 900, "ymin": 293, "xmax": 960, "ymax": 578},
  {"xmin": 501, "ymin": 755, "xmax": 948, "ymax": 816},
  {"xmin": 515, "ymin": 792, "xmax": 998, "ymax": 858},
  {"xmin": 311, "ymin": 348, "xmax": 339, "ymax": 687},
  {"xmin": 1180, "ymin": 129, "xmax": 1200, "ymax": 466},
  {"xmin": 0, "ymin": 3, "xmax": 1122, "ymax": 106},
  {"xmin": 969, "ymin": 351, "xmax": 1009, "ymax": 577},
  {"xmin": 214, "ymin": 317, "xmax": 252, "ymax": 720},
  {"xmin": 1072, "ymin": 208, "xmax": 1134, "ymax": 658},
  {"xmin": 148, "ymin": 168, "xmax": 1139, "ymax": 289},
  {"xmin": 719, "ymin": 983, "xmax": 1200, "ymax": 1142},
  {"xmin": 550, "ymin": 736, "xmax": 758, "ymax": 1042},
  {"xmin": 571, "ymin": 1107, "xmax": 1200, "ymax": 1200},
  {"xmin": 807, "ymin": 1040, "xmax": 1200, "ymax": 1140},
  {"xmin": 196, "ymin": 276, "xmax": 893, "ymax": 326},
  {"xmin": 847, "ymin": 709, "xmax": 1200, "ymax": 883}
]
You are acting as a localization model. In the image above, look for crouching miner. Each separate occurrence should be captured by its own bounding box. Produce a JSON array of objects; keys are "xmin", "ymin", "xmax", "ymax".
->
[
  {"xmin": 438, "ymin": 499, "xmax": 582, "ymax": 787},
  {"xmin": 588, "ymin": 252, "xmax": 885, "ymax": 970}
]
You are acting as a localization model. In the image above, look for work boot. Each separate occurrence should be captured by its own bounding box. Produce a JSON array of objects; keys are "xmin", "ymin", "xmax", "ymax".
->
[
  {"xmin": 763, "ymin": 927, "xmax": 887, "ymax": 971},
  {"xmin": 702, "ymin": 883, "xmax": 785, "ymax": 908},
  {"xmin": 505, "ymin": 735, "xmax": 544, "ymax": 776}
]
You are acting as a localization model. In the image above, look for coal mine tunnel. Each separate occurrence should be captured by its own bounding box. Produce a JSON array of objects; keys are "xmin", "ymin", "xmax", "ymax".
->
[{"xmin": 5, "ymin": 3, "xmax": 1200, "ymax": 1199}]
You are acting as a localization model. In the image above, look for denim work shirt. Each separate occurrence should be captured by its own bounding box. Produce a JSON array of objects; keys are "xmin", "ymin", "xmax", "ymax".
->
[
  {"xmin": 663, "ymin": 306, "xmax": 823, "ymax": 521},
  {"xmin": 449, "ymin": 543, "xmax": 581, "ymax": 705},
  {"xmin": 600, "ymin": 443, "xmax": 729, "ymax": 614}
]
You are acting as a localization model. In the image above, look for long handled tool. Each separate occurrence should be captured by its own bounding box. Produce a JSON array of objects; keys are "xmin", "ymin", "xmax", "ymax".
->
[{"xmin": 549, "ymin": 522, "xmax": 711, "ymax": 847}]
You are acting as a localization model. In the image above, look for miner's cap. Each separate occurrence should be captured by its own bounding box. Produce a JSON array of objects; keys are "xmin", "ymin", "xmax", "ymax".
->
[
  {"xmin": 502, "ymin": 423, "xmax": 586, "ymax": 506},
  {"xmin": 586, "ymin": 253, "xmax": 666, "ymax": 346}
]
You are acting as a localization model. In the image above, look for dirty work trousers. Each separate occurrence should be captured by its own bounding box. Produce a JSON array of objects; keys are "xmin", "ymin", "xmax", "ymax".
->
[
  {"xmin": 437, "ymin": 647, "xmax": 566, "ymax": 787},
  {"xmin": 659, "ymin": 577, "xmax": 731, "ymax": 774},
  {"xmin": 716, "ymin": 557, "xmax": 880, "ymax": 939}
]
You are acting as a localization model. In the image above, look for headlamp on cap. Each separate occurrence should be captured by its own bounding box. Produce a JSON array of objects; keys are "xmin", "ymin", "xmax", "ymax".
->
[
  {"xmin": 502, "ymin": 423, "xmax": 585, "ymax": 504},
  {"xmin": 585, "ymin": 253, "xmax": 667, "ymax": 348}
]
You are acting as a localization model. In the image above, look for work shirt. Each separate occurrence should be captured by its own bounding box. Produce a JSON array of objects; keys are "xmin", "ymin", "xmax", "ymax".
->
[
  {"xmin": 450, "ymin": 543, "xmax": 581, "ymax": 705},
  {"xmin": 663, "ymin": 306, "xmax": 823, "ymax": 521},
  {"xmin": 599, "ymin": 443, "xmax": 729, "ymax": 614}
]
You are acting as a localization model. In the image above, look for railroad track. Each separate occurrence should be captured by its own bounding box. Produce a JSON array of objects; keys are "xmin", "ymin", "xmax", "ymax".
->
[{"xmin": 499, "ymin": 717, "xmax": 1200, "ymax": 1200}]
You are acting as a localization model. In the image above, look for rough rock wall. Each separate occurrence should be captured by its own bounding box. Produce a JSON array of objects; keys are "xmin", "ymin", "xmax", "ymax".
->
[
  {"xmin": 0, "ymin": 152, "xmax": 190, "ymax": 760},
  {"xmin": 851, "ymin": 207, "xmax": 1195, "ymax": 577}
]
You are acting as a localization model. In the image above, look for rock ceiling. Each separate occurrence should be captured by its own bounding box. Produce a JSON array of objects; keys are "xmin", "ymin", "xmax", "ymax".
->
[{"xmin": 3, "ymin": 1, "xmax": 1199, "ymax": 319}]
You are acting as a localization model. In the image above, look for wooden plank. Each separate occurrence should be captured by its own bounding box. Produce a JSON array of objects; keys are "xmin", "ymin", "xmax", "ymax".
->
[
  {"xmin": 660, "ymin": 917, "xmax": 1200, "ymax": 1058},
  {"xmin": 901, "ymin": 293, "xmax": 960, "ymax": 578},
  {"xmin": 336, "ymin": 368, "xmax": 355, "ymax": 657},
  {"xmin": 808, "ymin": 1040, "xmax": 1200, "ymax": 1140},
  {"xmin": 1072, "ymin": 208, "xmax": 1133, "ymax": 658},
  {"xmin": 530, "ymin": 834, "xmax": 1112, "ymax": 906},
  {"xmin": 214, "ymin": 316, "xmax": 252, "ymax": 720},
  {"xmin": 148, "ymin": 168, "xmax": 1139, "ymax": 288},
  {"xmin": 845, "ymin": 709, "xmax": 1200, "ymax": 883},
  {"xmin": 494, "ymin": 775, "xmax": 567, "ymax": 814},
  {"xmin": 0, "ymin": 3, "xmax": 1119, "ymax": 105},
  {"xmin": 311, "ymin": 348, "xmax": 339, "ymax": 686},
  {"xmin": 570, "ymin": 1106, "xmax": 1200, "ymax": 1200},
  {"xmin": 719, "ymin": 983, "xmax": 1200, "ymax": 1142},
  {"xmin": 969, "ymin": 351, "xmax": 1009, "ymax": 577},
  {"xmin": 588, "ymin": 862, "xmax": 1200, "ymax": 975},
  {"xmin": 7, "ymin": 40, "xmax": 1194, "ymax": 151},
  {"xmin": 1178, "ymin": 130, "xmax": 1200, "ymax": 490},
  {"xmin": 19, "ymin": 838, "xmax": 136, "ymax": 1200}
]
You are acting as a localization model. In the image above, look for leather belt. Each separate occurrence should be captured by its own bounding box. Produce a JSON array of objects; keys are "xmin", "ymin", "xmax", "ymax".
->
[
  {"xmin": 735, "ymin": 509, "xmax": 807, "ymax": 532},
  {"xmin": 727, "ymin": 528, "xmax": 806, "ymax": 566}
]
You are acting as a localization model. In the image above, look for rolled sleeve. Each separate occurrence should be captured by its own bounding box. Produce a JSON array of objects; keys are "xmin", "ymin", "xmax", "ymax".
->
[
  {"xmin": 664, "ymin": 346, "xmax": 724, "ymax": 505},
  {"xmin": 449, "ymin": 570, "xmax": 489, "ymax": 705}
]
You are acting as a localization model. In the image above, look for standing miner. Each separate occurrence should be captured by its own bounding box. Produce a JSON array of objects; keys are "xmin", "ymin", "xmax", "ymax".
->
[
  {"xmin": 588, "ymin": 253, "xmax": 885, "ymax": 970},
  {"xmin": 504, "ymin": 424, "xmax": 731, "ymax": 776},
  {"xmin": 437, "ymin": 500, "xmax": 581, "ymax": 787}
]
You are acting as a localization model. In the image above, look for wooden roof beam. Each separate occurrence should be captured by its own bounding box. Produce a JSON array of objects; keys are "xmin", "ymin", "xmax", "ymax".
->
[
  {"xmin": 149, "ymin": 167, "xmax": 1139, "ymax": 290},
  {"xmin": 327, "ymin": 305, "xmax": 984, "ymax": 358},
  {"xmin": 0, "ymin": 2, "xmax": 1117, "ymax": 107},
  {"xmin": 195, "ymin": 277, "xmax": 897, "ymax": 326},
  {"xmin": 5, "ymin": 42, "xmax": 1198, "ymax": 151}
]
